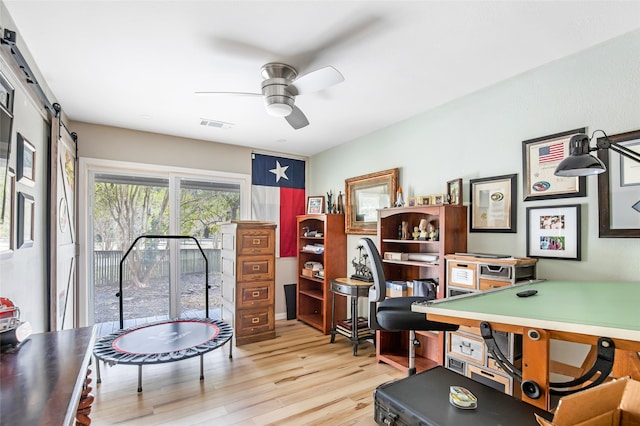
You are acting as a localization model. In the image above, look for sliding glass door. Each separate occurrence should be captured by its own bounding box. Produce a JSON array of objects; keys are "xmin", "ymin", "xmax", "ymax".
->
[{"xmin": 86, "ymin": 164, "xmax": 246, "ymax": 328}]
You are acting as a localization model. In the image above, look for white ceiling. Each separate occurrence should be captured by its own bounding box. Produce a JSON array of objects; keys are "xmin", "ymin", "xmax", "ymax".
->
[{"xmin": 4, "ymin": 1, "xmax": 640, "ymax": 157}]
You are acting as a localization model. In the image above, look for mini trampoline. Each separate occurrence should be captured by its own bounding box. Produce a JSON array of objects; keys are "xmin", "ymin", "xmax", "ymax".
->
[
  {"xmin": 93, "ymin": 235, "xmax": 233, "ymax": 392},
  {"xmin": 94, "ymin": 318, "xmax": 232, "ymax": 392}
]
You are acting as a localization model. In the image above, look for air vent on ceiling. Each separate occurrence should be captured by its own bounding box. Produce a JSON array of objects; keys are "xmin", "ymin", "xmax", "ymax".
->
[{"xmin": 199, "ymin": 118, "xmax": 233, "ymax": 129}]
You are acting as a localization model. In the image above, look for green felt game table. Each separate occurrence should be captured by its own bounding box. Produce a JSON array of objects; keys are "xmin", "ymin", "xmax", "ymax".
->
[{"xmin": 412, "ymin": 280, "xmax": 640, "ymax": 411}]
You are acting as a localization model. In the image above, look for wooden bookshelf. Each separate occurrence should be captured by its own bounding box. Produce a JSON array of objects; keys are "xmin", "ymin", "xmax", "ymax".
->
[
  {"xmin": 376, "ymin": 205, "xmax": 467, "ymax": 372},
  {"xmin": 296, "ymin": 214, "xmax": 347, "ymax": 334}
]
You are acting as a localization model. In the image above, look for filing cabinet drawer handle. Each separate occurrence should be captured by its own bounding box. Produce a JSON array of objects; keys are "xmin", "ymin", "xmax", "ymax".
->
[
  {"xmin": 251, "ymin": 317, "xmax": 260, "ymax": 324},
  {"xmin": 459, "ymin": 341, "xmax": 474, "ymax": 355},
  {"xmin": 252, "ymin": 265, "xmax": 260, "ymax": 271},
  {"xmin": 252, "ymin": 291, "xmax": 260, "ymax": 297}
]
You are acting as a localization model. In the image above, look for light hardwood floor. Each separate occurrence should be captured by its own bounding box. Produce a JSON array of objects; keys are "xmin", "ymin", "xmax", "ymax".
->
[{"xmin": 90, "ymin": 319, "xmax": 406, "ymax": 425}]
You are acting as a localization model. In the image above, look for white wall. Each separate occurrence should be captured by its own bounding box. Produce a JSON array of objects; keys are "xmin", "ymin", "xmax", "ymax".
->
[{"xmin": 310, "ymin": 29, "xmax": 640, "ymax": 282}]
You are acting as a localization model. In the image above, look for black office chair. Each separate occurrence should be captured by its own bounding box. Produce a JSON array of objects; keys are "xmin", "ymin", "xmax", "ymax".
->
[{"xmin": 360, "ymin": 237, "xmax": 459, "ymax": 375}]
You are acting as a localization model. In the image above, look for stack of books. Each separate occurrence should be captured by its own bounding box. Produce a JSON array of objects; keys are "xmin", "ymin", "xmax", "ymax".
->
[{"xmin": 335, "ymin": 317, "xmax": 374, "ymax": 338}]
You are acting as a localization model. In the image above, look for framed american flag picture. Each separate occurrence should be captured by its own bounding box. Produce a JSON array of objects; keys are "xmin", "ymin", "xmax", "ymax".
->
[{"xmin": 522, "ymin": 128, "xmax": 587, "ymax": 201}]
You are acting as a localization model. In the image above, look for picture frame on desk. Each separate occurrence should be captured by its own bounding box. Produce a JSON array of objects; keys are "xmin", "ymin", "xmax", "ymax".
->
[
  {"xmin": 526, "ymin": 204, "xmax": 581, "ymax": 260},
  {"xmin": 596, "ymin": 129, "xmax": 640, "ymax": 238},
  {"xmin": 447, "ymin": 178, "xmax": 462, "ymax": 205},
  {"xmin": 431, "ymin": 194, "xmax": 445, "ymax": 205},
  {"xmin": 416, "ymin": 195, "xmax": 431, "ymax": 205},
  {"xmin": 469, "ymin": 173, "xmax": 517, "ymax": 233},
  {"xmin": 306, "ymin": 195, "xmax": 324, "ymax": 214},
  {"xmin": 522, "ymin": 128, "xmax": 586, "ymax": 201}
]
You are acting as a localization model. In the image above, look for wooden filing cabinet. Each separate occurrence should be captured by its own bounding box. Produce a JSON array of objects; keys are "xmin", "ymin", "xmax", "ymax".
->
[{"xmin": 220, "ymin": 221, "xmax": 277, "ymax": 345}]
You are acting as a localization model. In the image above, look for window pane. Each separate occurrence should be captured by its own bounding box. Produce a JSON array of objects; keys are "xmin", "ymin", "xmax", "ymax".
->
[
  {"xmin": 93, "ymin": 174, "xmax": 170, "ymax": 325},
  {"xmin": 178, "ymin": 178, "xmax": 240, "ymax": 317}
]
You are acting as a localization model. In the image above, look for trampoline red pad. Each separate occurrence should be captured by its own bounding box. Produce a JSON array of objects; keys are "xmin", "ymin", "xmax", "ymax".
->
[{"xmin": 94, "ymin": 318, "xmax": 233, "ymax": 365}]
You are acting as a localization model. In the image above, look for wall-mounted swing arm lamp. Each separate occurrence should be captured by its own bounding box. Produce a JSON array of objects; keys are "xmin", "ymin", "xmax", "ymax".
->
[{"xmin": 554, "ymin": 130, "xmax": 640, "ymax": 177}]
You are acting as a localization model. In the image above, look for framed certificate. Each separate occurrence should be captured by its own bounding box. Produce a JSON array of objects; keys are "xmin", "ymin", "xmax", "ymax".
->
[
  {"xmin": 522, "ymin": 128, "xmax": 586, "ymax": 201},
  {"xmin": 469, "ymin": 173, "xmax": 517, "ymax": 233}
]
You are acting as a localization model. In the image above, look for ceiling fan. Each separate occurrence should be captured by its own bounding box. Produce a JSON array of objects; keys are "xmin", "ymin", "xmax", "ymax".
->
[{"xmin": 196, "ymin": 62, "xmax": 344, "ymax": 129}]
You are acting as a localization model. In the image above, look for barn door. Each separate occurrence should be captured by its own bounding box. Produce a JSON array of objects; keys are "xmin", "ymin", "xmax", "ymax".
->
[{"xmin": 50, "ymin": 105, "xmax": 77, "ymax": 330}]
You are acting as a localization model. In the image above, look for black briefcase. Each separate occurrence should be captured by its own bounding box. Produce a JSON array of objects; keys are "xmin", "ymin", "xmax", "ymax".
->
[{"xmin": 374, "ymin": 366, "xmax": 552, "ymax": 426}]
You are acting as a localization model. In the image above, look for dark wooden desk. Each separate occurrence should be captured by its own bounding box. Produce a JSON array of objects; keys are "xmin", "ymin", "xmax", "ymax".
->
[{"xmin": 0, "ymin": 326, "xmax": 97, "ymax": 426}]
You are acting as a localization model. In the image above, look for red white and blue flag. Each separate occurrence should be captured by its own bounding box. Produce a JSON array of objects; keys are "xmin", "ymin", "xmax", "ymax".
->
[
  {"xmin": 538, "ymin": 142, "xmax": 565, "ymax": 163},
  {"xmin": 252, "ymin": 153, "xmax": 306, "ymax": 257}
]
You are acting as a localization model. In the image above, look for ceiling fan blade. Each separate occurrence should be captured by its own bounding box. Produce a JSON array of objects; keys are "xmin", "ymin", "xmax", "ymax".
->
[
  {"xmin": 285, "ymin": 105, "xmax": 309, "ymax": 129},
  {"xmin": 194, "ymin": 91, "xmax": 261, "ymax": 97},
  {"xmin": 290, "ymin": 66, "xmax": 344, "ymax": 95}
]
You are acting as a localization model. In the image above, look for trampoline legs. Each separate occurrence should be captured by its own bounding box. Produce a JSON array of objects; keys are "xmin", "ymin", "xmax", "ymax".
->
[
  {"xmin": 137, "ymin": 365, "xmax": 143, "ymax": 393},
  {"xmin": 200, "ymin": 355, "xmax": 204, "ymax": 380},
  {"xmin": 95, "ymin": 356, "xmax": 102, "ymax": 384}
]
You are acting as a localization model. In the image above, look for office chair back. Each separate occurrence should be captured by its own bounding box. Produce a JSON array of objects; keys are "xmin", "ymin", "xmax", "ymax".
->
[{"xmin": 361, "ymin": 237, "xmax": 386, "ymax": 304}]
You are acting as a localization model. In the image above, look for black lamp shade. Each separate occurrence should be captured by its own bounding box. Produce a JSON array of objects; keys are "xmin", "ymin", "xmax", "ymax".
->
[{"xmin": 554, "ymin": 134, "xmax": 606, "ymax": 177}]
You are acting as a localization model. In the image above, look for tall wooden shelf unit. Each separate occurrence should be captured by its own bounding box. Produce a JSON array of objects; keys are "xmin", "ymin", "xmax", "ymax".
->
[
  {"xmin": 296, "ymin": 214, "xmax": 347, "ymax": 334},
  {"xmin": 377, "ymin": 205, "xmax": 468, "ymax": 373}
]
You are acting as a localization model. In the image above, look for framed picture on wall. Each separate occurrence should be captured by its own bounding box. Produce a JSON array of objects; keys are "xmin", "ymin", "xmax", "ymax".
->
[
  {"xmin": 17, "ymin": 191, "xmax": 34, "ymax": 249},
  {"xmin": 526, "ymin": 204, "xmax": 581, "ymax": 260},
  {"xmin": 17, "ymin": 134, "xmax": 36, "ymax": 186},
  {"xmin": 469, "ymin": 173, "xmax": 517, "ymax": 233},
  {"xmin": 596, "ymin": 129, "xmax": 640, "ymax": 237},
  {"xmin": 522, "ymin": 128, "xmax": 586, "ymax": 201},
  {"xmin": 345, "ymin": 168, "xmax": 398, "ymax": 234}
]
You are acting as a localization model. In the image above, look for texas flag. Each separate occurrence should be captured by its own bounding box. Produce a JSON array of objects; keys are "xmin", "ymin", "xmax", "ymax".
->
[{"xmin": 251, "ymin": 153, "xmax": 306, "ymax": 257}]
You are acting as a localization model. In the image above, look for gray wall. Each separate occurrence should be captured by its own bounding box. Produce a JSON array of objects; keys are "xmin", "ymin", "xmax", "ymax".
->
[
  {"xmin": 0, "ymin": 3, "xmax": 50, "ymax": 332},
  {"xmin": 310, "ymin": 29, "xmax": 640, "ymax": 283},
  {"xmin": 72, "ymin": 121, "xmax": 253, "ymax": 174}
]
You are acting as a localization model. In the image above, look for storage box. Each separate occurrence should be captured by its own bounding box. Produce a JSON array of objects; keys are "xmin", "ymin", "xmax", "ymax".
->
[
  {"xmin": 535, "ymin": 377, "xmax": 640, "ymax": 426},
  {"xmin": 386, "ymin": 281, "xmax": 408, "ymax": 297},
  {"xmin": 301, "ymin": 269, "xmax": 314, "ymax": 277}
]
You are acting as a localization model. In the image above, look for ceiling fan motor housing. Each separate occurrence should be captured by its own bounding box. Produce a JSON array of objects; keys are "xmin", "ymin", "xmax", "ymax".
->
[{"xmin": 261, "ymin": 63, "xmax": 297, "ymax": 117}]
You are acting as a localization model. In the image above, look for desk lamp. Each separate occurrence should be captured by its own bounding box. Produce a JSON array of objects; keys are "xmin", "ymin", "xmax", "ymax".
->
[{"xmin": 554, "ymin": 130, "xmax": 640, "ymax": 177}]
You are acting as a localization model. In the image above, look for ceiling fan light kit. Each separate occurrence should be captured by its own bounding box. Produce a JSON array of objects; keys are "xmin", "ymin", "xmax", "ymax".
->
[{"xmin": 264, "ymin": 100, "xmax": 293, "ymax": 117}]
